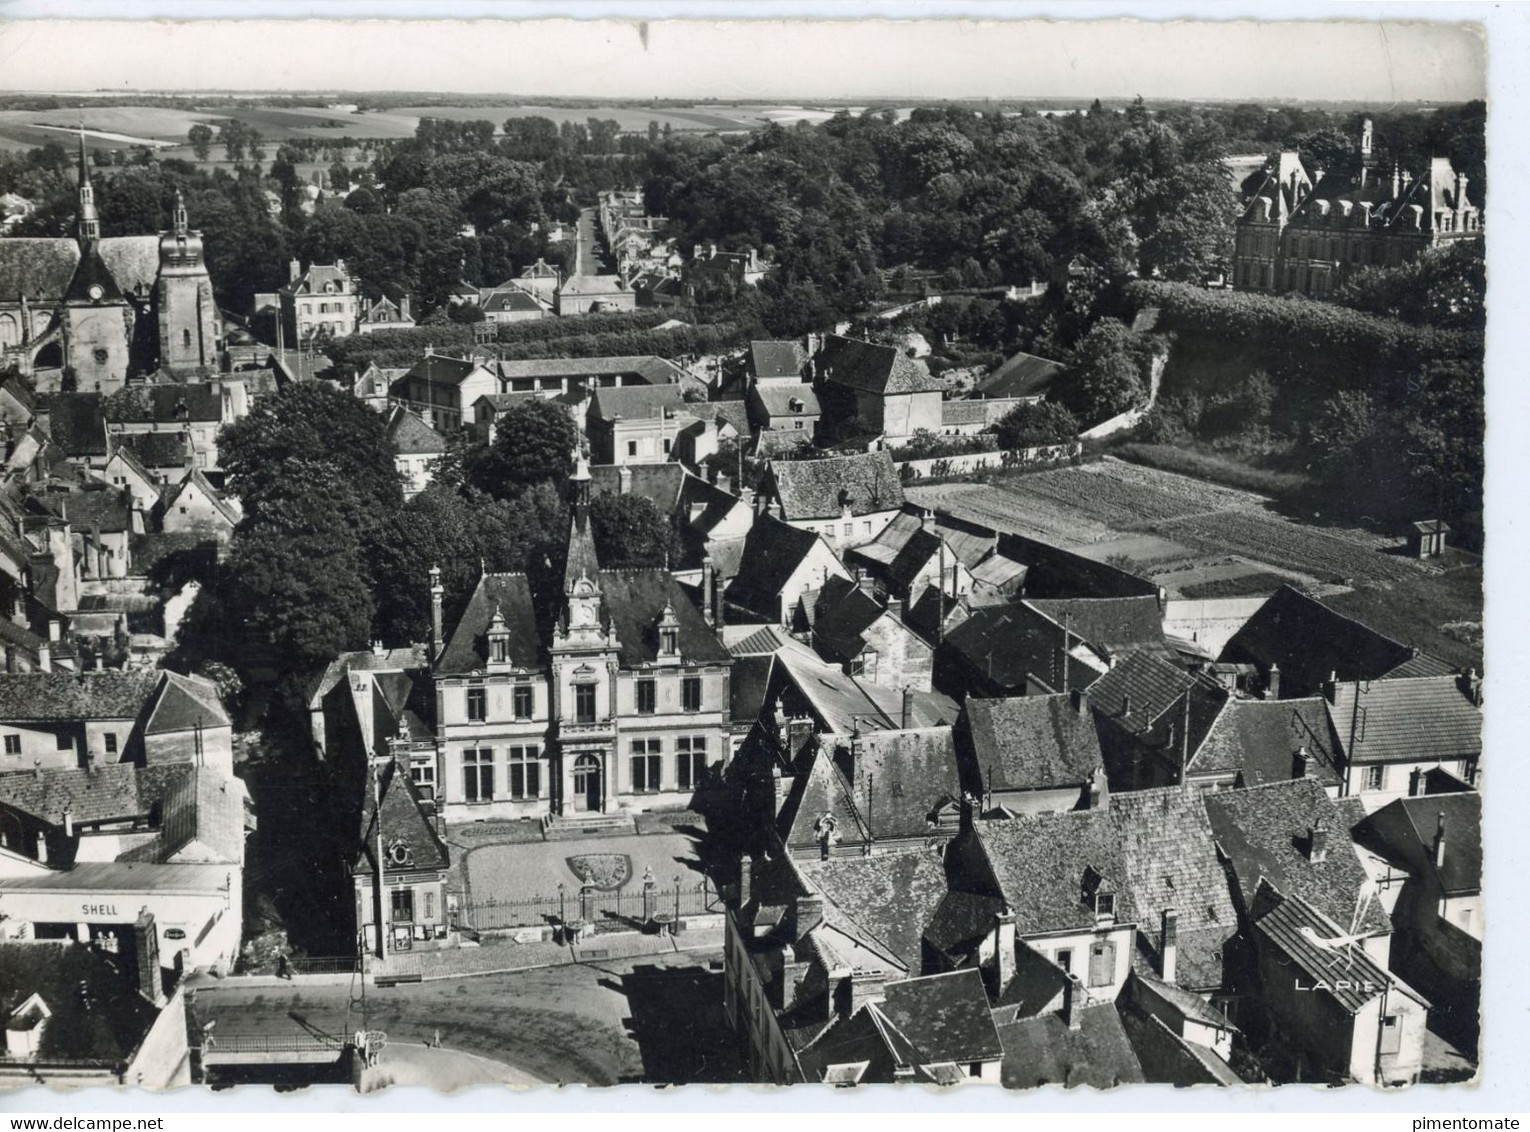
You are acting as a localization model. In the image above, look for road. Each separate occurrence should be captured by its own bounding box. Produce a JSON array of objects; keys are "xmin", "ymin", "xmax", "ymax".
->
[
  {"xmin": 191, "ymin": 947, "xmax": 740, "ymax": 1087},
  {"xmin": 575, "ymin": 206, "xmax": 607, "ymax": 278}
]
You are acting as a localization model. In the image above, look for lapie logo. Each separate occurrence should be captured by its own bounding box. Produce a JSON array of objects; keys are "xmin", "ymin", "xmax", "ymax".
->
[{"xmin": 1295, "ymin": 977, "xmax": 1381, "ymax": 993}]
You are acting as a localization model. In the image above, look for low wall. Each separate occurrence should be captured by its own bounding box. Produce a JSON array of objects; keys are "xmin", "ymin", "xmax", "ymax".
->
[{"xmin": 897, "ymin": 442, "xmax": 1080, "ymax": 481}]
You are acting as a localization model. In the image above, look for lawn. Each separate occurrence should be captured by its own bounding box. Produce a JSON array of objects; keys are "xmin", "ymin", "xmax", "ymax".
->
[
  {"xmin": 1157, "ymin": 510, "xmax": 1422, "ymax": 586},
  {"xmin": 1321, "ymin": 564, "xmax": 1484, "ymax": 672}
]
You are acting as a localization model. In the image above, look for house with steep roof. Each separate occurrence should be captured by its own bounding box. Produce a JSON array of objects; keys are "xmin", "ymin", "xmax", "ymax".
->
[
  {"xmin": 264, "ymin": 258, "xmax": 360, "ymax": 342},
  {"xmin": 759, "ymin": 450, "xmax": 906, "ymax": 550},
  {"xmin": 956, "ymin": 693, "xmax": 1107, "ymax": 816},
  {"xmin": 812, "ymin": 335, "xmax": 945, "ymax": 445},
  {"xmin": 934, "ymin": 600, "xmax": 1108, "ymax": 700},
  {"xmin": 976, "ymin": 349, "xmax": 1070, "ymax": 402},
  {"xmin": 997, "ymin": 997, "xmax": 1146, "ymax": 1090},
  {"xmin": 802, "ymin": 575, "xmax": 934, "ymax": 692},
  {"xmin": 158, "ymin": 469, "xmax": 240, "ymax": 541},
  {"xmin": 99, "ymin": 442, "xmax": 162, "ymax": 513},
  {"xmin": 356, "ymin": 288, "xmax": 415, "ymax": 334},
  {"xmin": 555, "ymin": 273, "xmax": 635, "ymax": 316},
  {"xmin": 1248, "ymin": 887, "xmax": 1429, "ymax": 1086},
  {"xmin": 1182, "ymin": 695, "xmax": 1342, "ymax": 793},
  {"xmin": 796, "ymin": 848, "xmax": 950, "ymax": 977},
  {"xmin": 387, "ymin": 350, "xmax": 498, "ymax": 432},
  {"xmin": 478, "ymin": 287, "xmax": 550, "ymax": 324},
  {"xmin": 726, "ymin": 513, "xmax": 850, "ymax": 628},
  {"xmin": 352, "ymin": 758, "xmax": 451, "ymax": 957},
  {"xmin": 0, "ymin": 669, "xmax": 162, "ymax": 771},
  {"xmin": 748, "ymin": 340, "xmax": 809, "ymax": 385},
  {"xmin": 1087, "ymin": 652, "xmax": 1226, "ymax": 791},
  {"xmin": 748, "ymin": 384, "xmax": 821, "ymax": 440},
  {"xmin": 586, "ymin": 383, "xmax": 696, "ymax": 466},
  {"xmin": 425, "ymin": 460, "xmax": 733, "ymax": 826},
  {"xmin": 383, "ymin": 405, "xmax": 447, "ymax": 499},
  {"xmin": 1352, "ymin": 791, "xmax": 1480, "ymax": 1039},
  {"xmin": 1324, "ymin": 673, "xmax": 1481, "ymax": 806}
]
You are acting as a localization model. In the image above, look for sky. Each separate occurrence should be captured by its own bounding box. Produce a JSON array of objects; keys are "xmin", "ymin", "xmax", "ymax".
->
[{"xmin": 0, "ymin": 18, "xmax": 1487, "ymax": 103}]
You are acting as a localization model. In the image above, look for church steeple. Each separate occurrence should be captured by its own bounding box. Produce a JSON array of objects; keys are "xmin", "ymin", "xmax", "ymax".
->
[
  {"xmin": 76, "ymin": 129, "xmax": 100, "ymax": 245},
  {"xmin": 563, "ymin": 448, "xmax": 600, "ymax": 597}
]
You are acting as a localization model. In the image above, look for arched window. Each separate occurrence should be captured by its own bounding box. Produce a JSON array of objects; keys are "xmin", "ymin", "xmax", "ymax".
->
[{"xmin": 182, "ymin": 329, "xmax": 192, "ymax": 348}]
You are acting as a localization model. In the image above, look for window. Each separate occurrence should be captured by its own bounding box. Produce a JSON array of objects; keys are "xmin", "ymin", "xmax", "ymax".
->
[
  {"xmin": 2, "ymin": 735, "xmax": 17, "ymax": 755},
  {"xmin": 411, "ymin": 762, "xmax": 435, "ymax": 789},
  {"xmin": 630, "ymin": 739, "xmax": 662, "ymax": 792},
  {"xmin": 660, "ymin": 628, "xmax": 679, "ymax": 656},
  {"xmin": 794, "ymin": 420, "xmax": 805, "ymax": 430},
  {"xmin": 423, "ymin": 891, "xmax": 436, "ymax": 920},
  {"xmin": 1055, "ymin": 948, "xmax": 1073, "ymax": 975},
  {"xmin": 663, "ymin": 438, "xmax": 672, "ymax": 454},
  {"xmin": 513, "ymin": 684, "xmax": 534, "ymax": 720},
  {"xmin": 56, "ymin": 732, "xmax": 70, "ymax": 751},
  {"xmin": 627, "ymin": 441, "xmax": 639, "ymax": 458},
  {"xmin": 1088, "ymin": 940, "xmax": 1117, "ymax": 988},
  {"xmin": 104, "ymin": 732, "xmax": 117, "ymax": 756},
  {"xmin": 508, "ymin": 746, "xmax": 541, "ymax": 800},
  {"xmin": 466, "ymin": 687, "xmax": 487, "ymax": 722},
  {"xmin": 1364, "ymin": 765, "xmax": 1386, "ymax": 792},
  {"xmin": 1379, "ymin": 1014, "xmax": 1402, "ymax": 1056},
  {"xmin": 1095, "ymin": 891, "xmax": 1115, "ymax": 919},
  {"xmin": 682, "ymin": 676, "xmax": 703, "ymax": 713},
  {"xmin": 181, "ymin": 329, "xmax": 191, "ymax": 348},
  {"xmin": 843, "ymin": 523, "xmax": 854, "ymax": 537},
  {"xmin": 391, "ymin": 888, "xmax": 414, "ymax": 922},
  {"xmin": 862, "ymin": 521, "xmax": 872, "ymax": 535},
  {"xmin": 1458, "ymin": 908, "xmax": 1473, "ymax": 930},
  {"xmin": 677, "ymin": 736, "xmax": 707, "ymax": 790},
  {"xmin": 636, "ymin": 678, "xmax": 656, "ymax": 714},
  {"xmin": 574, "ymin": 683, "xmax": 597, "ymax": 724},
  {"xmin": 462, "ymin": 748, "xmax": 494, "ymax": 802},
  {"xmin": 491, "ymin": 637, "xmax": 509, "ymax": 663}
]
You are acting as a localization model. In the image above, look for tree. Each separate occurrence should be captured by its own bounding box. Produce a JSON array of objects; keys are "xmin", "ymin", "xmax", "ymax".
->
[
  {"xmin": 472, "ymin": 398, "xmax": 579, "ymax": 498},
  {"xmin": 187, "ymin": 123, "xmax": 214, "ymax": 162},
  {"xmin": 994, "ymin": 400, "xmax": 1080, "ymax": 448},
  {"xmin": 587, "ymin": 493, "xmax": 679, "ymax": 569},
  {"xmin": 1062, "ymin": 318, "xmax": 1152, "ymax": 423}
]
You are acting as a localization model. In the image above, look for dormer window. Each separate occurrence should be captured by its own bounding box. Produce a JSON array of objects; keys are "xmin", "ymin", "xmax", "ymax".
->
[
  {"xmin": 1094, "ymin": 891, "xmax": 1115, "ymax": 920},
  {"xmin": 661, "ymin": 628, "xmax": 679, "ymax": 656},
  {"xmin": 486, "ymin": 601, "xmax": 511, "ymax": 667}
]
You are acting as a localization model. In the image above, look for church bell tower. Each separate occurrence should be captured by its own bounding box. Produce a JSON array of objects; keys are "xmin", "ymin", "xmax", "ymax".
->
[{"xmin": 155, "ymin": 188, "xmax": 222, "ymax": 377}]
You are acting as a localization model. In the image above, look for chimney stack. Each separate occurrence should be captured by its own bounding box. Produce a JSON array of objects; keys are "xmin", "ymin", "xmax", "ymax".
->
[
  {"xmin": 619, "ymin": 465, "xmax": 633, "ymax": 495},
  {"xmin": 429, "ymin": 566, "xmax": 444, "ymax": 658},
  {"xmin": 1265, "ymin": 663, "xmax": 1280, "ymax": 700},
  {"xmin": 1072, "ymin": 687, "xmax": 1088, "ymax": 717},
  {"xmin": 132, "ymin": 910, "xmax": 164, "ymax": 1005},
  {"xmin": 288, "ymin": 258, "xmax": 301, "ymax": 283},
  {"xmin": 901, "ymin": 687, "xmax": 914, "ymax": 730},
  {"xmin": 994, "ymin": 910, "xmax": 1017, "ymax": 993},
  {"xmin": 701, "ymin": 556, "xmax": 715, "ymax": 627},
  {"xmin": 1291, "ymin": 744, "xmax": 1310, "ymax": 780},
  {"xmin": 62, "ymin": 810, "xmax": 73, "ymax": 838},
  {"xmin": 1309, "ymin": 818, "xmax": 1329, "ymax": 864},
  {"xmin": 37, "ymin": 642, "xmax": 50, "ymax": 673},
  {"xmin": 1160, "ymin": 909, "xmax": 1178, "ymax": 985},
  {"xmin": 713, "ymin": 566, "xmax": 727, "ymax": 630},
  {"xmin": 1434, "ymin": 812, "xmax": 1447, "ymax": 868},
  {"xmin": 1062, "ymin": 976, "xmax": 1083, "ymax": 1030},
  {"xmin": 738, "ymin": 854, "xmax": 753, "ymax": 907}
]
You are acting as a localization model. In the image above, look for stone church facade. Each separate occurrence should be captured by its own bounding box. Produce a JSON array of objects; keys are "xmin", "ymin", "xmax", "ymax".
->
[
  {"xmin": 1233, "ymin": 119, "xmax": 1482, "ymax": 299},
  {"xmin": 0, "ymin": 136, "xmax": 223, "ymax": 392}
]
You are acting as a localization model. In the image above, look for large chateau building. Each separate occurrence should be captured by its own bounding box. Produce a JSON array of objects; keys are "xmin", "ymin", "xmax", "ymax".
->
[
  {"xmin": 425, "ymin": 456, "xmax": 733, "ymax": 825},
  {"xmin": 1233, "ymin": 119, "xmax": 1482, "ymax": 298},
  {"xmin": 0, "ymin": 136, "xmax": 223, "ymax": 391}
]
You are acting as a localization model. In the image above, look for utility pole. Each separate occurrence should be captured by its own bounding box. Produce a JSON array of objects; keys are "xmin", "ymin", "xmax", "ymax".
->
[{"xmin": 369, "ymin": 754, "xmax": 390, "ymax": 962}]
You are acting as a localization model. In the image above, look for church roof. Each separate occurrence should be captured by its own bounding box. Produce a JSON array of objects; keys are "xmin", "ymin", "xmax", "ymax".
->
[
  {"xmin": 64, "ymin": 242, "xmax": 126, "ymax": 306},
  {"xmin": 0, "ymin": 236, "xmax": 156, "ymax": 304}
]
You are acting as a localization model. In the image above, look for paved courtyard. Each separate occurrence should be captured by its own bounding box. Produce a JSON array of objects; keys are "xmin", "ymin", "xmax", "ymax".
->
[{"xmin": 462, "ymin": 830, "xmax": 704, "ymax": 906}]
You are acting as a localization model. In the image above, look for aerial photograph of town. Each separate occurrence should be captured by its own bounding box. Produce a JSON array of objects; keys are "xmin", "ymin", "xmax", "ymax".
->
[{"xmin": 0, "ymin": 13, "xmax": 1500, "ymax": 1107}]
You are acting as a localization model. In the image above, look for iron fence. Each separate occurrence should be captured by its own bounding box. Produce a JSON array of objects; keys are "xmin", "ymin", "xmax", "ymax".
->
[
  {"xmin": 458, "ymin": 878, "xmax": 719, "ymax": 932},
  {"xmin": 287, "ymin": 955, "xmax": 361, "ymax": 976}
]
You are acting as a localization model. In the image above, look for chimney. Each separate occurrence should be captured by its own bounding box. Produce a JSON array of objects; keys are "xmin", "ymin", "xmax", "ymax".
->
[
  {"xmin": 901, "ymin": 687, "xmax": 914, "ymax": 730},
  {"xmin": 62, "ymin": 810, "xmax": 73, "ymax": 838},
  {"xmin": 429, "ymin": 566, "xmax": 444, "ymax": 658},
  {"xmin": 845, "ymin": 970, "xmax": 889, "ymax": 1020},
  {"xmin": 701, "ymin": 556, "xmax": 715, "ymax": 627},
  {"xmin": 713, "ymin": 567, "xmax": 726, "ymax": 630},
  {"xmin": 132, "ymin": 910, "xmax": 163, "ymax": 1005},
  {"xmin": 10, "ymin": 595, "xmax": 25, "ymax": 628},
  {"xmin": 886, "ymin": 597, "xmax": 902, "ymax": 621},
  {"xmin": 618, "ymin": 465, "xmax": 633, "ymax": 495},
  {"xmin": 771, "ymin": 770, "xmax": 790, "ymax": 819},
  {"xmin": 1309, "ymin": 818, "xmax": 1329, "ymax": 864},
  {"xmin": 1291, "ymin": 744, "xmax": 1310, "ymax": 780},
  {"xmin": 36, "ymin": 830, "xmax": 48, "ymax": 863},
  {"xmin": 1160, "ymin": 909, "xmax": 1178, "ymax": 984},
  {"xmin": 1392, "ymin": 164, "xmax": 1401, "ymax": 199},
  {"xmin": 1265, "ymin": 663, "xmax": 1280, "ymax": 700},
  {"xmin": 1458, "ymin": 668, "xmax": 1482, "ymax": 707},
  {"xmin": 1062, "ymin": 976, "xmax": 1083, "ymax": 1030},
  {"xmin": 288, "ymin": 258, "xmax": 301, "ymax": 283},
  {"xmin": 1434, "ymin": 812, "xmax": 1447, "ymax": 868},
  {"xmin": 37, "ymin": 642, "xmax": 50, "ymax": 673},
  {"xmin": 1120, "ymin": 693, "xmax": 1132, "ymax": 722},
  {"xmin": 1323, "ymin": 671, "xmax": 1339, "ymax": 705},
  {"xmin": 794, "ymin": 892, "xmax": 825, "ymax": 940},
  {"xmin": 1072, "ymin": 687, "xmax": 1088, "ymax": 716},
  {"xmin": 855, "ymin": 568, "xmax": 874, "ymax": 596},
  {"xmin": 994, "ymin": 910, "xmax": 1017, "ymax": 993},
  {"xmin": 738, "ymin": 854, "xmax": 753, "ymax": 907}
]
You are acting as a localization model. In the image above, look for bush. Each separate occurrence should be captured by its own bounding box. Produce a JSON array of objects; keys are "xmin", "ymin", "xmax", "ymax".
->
[
  {"xmin": 892, "ymin": 430, "xmax": 1000, "ymax": 462},
  {"xmin": 994, "ymin": 401, "xmax": 1080, "ymax": 449}
]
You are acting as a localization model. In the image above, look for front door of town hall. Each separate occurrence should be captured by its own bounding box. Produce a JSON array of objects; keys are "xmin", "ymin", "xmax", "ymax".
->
[{"xmin": 572, "ymin": 753, "xmax": 602, "ymax": 812}]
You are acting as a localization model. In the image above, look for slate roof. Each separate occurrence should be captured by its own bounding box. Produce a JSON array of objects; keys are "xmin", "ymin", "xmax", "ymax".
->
[
  {"xmin": 1119, "ymin": 1007, "xmax": 1240, "ymax": 1087},
  {"xmin": 730, "ymin": 654, "xmax": 774, "ymax": 729},
  {"xmin": 1188, "ymin": 696, "xmax": 1341, "ymax": 788},
  {"xmin": 809, "ymin": 576, "xmax": 889, "ymax": 660},
  {"xmin": 851, "ymin": 510, "xmax": 923, "ymax": 569},
  {"xmin": 65, "ymin": 241, "xmax": 127, "ymax": 306},
  {"xmin": 817, "ymin": 335, "xmax": 944, "ymax": 395},
  {"xmin": 0, "ymin": 236, "xmax": 157, "ymax": 304},
  {"xmin": 143, "ymin": 672, "xmax": 230, "ymax": 735},
  {"xmin": 749, "ymin": 341, "xmax": 808, "ymax": 380},
  {"xmin": 161, "ymin": 470, "xmax": 240, "ymax": 529},
  {"xmin": 1327, "ymin": 675, "xmax": 1482, "ymax": 766},
  {"xmin": 355, "ymin": 760, "xmax": 450, "ymax": 878},
  {"xmin": 1252, "ymin": 890, "xmax": 1427, "ymax": 1014},
  {"xmin": 0, "ymin": 941, "xmax": 159, "ymax": 1064},
  {"xmin": 494, "ymin": 356, "xmax": 682, "ymax": 385},
  {"xmin": 676, "ymin": 475, "xmax": 744, "ymax": 536},
  {"xmin": 1087, "ymin": 651, "xmax": 1195, "ymax": 730},
  {"xmin": 939, "ymin": 601, "xmax": 1099, "ymax": 694},
  {"xmin": 997, "ymin": 1004, "xmax": 1146, "ymax": 1090},
  {"xmin": 963, "ymin": 694, "xmax": 1103, "ymax": 794},
  {"xmin": 59, "ymin": 486, "xmax": 132, "ymax": 533},
  {"xmin": 481, "ymin": 288, "xmax": 547, "ymax": 315},
  {"xmin": 798, "ymin": 848, "xmax": 949, "ymax": 974},
  {"xmin": 1026, "ymin": 596, "xmax": 1165, "ymax": 655},
  {"xmin": 973, "ymin": 809, "xmax": 1135, "ymax": 937},
  {"xmin": 840, "ymin": 728, "xmax": 963, "ymax": 843},
  {"xmin": 0, "ymin": 762, "xmax": 189, "ymax": 828},
  {"xmin": 128, "ymin": 767, "xmax": 247, "ymax": 865},
  {"xmin": 978, "ymin": 351, "xmax": 1068, "ymax": 399},
  {"xmin": 107, "ymin": 385, "xmax": 225, "ymax": 425},
  {"xmin": 1110, "ymin": 788, "xmax": 1239, "ymax": 990},
  {"xmin": 884, "ymin": 527, "xmax": 945, "ymax": 592},
  {"xmin": 880, "ymin": 969, "xmax": 1004, "ymax": 1064},
  {"xmin": 767, "ymin": 451, "xmax": 905, "ymax": 521},
  {"xmin": 589, "ymin": 463, "xmax": 687, "ymax": 513},
  {"xmin": 435, "ymin": 573, "xmax": 542, "ymax": 675},
  {"xmin": 44, "ymin": 393, "xmax": 108, "ymax": 458},
  {"xmin": 597, "ymin": 570, "xmax": 730, "ymax": 667},
  {"xmin": 117, "ymin": 431, "xmax": 187, "ymax": 469},
  {"xmin": 588, "ymin": 383, "xmax": 689, "ymax": 422},
  {"xmin": 753, "ymin": 385, "xmax": 820, "ymax": 419},
  {"xmin": 397, "ymin": 353, "xmax": 487, "ymax": 389},
  {"xmin": 384, "ymin": 405, "xmax": 447, "ymax": 455},
  {"xmin": 1205, "ymin": 777, "xmax": 1392, "ymax": 936},
  {"xmin": 559, "ymin": 274, "xmax": 628, "ymax": 296},
  {"xmin": 726, "ymin": 513, "xmax": 836, "ymax": 612},
  {"xmin": 1355, "ymin": 792, "xmax": 1480, "ymax": 897},
  {"xmin": 708, "ymin": 399, "xmax": 751, "ymax": 437},
  {"xmin": 1221, "ymin": 585, "xmax": 1425, "ymax": 697},
  {"xmin": 0, "ymin": 670, "xmax": 160, "ymax": 722}
]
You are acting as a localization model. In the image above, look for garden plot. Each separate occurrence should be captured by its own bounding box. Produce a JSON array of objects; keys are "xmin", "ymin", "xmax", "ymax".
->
[
  {"xmin": 1156, "ymin": 511, "xmax": 1421, "ymax": 586},
  {"xmin": 1094, "ymin": 456, "xmax": 1269, "ymax": 510}
]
